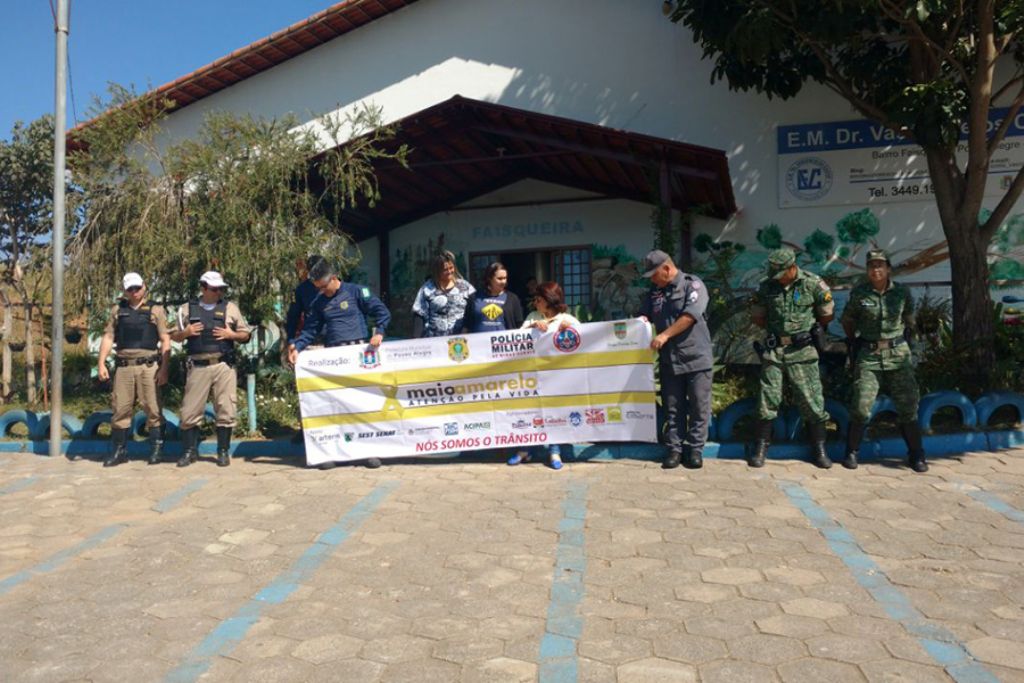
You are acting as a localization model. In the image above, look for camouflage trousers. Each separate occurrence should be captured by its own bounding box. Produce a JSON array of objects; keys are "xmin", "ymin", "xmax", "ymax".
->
[
  {"xmin": 850, "ymin": 363, "xmax": 919, "ymax": 423},
  {"xmin": 756, "ymin": 358, "xmax": 829, "ymax": 424}
]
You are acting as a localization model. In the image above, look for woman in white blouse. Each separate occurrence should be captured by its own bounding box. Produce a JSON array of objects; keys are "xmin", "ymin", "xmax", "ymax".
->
[{"xmin": 507, "ymin": 281, "xmax": 580, "ymax": 470}]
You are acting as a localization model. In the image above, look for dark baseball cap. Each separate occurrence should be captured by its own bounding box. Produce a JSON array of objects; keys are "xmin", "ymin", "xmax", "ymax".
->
[
  {"xmin": 766, "ymin": 248, "xmax": 796, "ymax": 280},
  {"xmin": 642, "ymin": 250, "xmax": 672, "ymax": 277}
]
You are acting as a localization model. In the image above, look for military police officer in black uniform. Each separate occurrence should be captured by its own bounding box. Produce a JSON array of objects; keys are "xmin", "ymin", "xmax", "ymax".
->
[
  {"xmin": 638, "ymin": 250, "xmax": 714, "ymax": 470},
  {"xmin": 284, "ymin": 254, "xmax": 324, "ymax": 349},
  {"xmin": 288, "ymin": 259, "xmax": 392, "ymax": 468}
]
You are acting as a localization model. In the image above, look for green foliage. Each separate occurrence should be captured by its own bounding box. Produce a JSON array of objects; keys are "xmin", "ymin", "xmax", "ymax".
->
[
  {"xmin": 802, "ymin": 229, "xmax": 834, "ymax": 263},
  {"xmin": 835, "ymin": 208, "xmax": 880, "ymax": 244},
  {"xmin": 756, "ymin": 224, "xmax": 782, "ymax": 249},
  {"xmin": 67, "ymin": 85, "xmax": 408, "ymax": 327}
]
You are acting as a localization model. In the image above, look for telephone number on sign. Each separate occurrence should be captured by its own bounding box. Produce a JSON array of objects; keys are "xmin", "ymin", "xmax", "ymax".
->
[{"xmin": 866, "ymin": 183, "xmax": 934, "ymax": 198}]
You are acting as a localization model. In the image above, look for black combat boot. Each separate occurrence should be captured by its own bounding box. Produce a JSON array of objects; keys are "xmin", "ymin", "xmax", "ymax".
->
[
  {"xmin": 662, "ymin": 449, "xmax": 682, "ymax": 469},
  {"xmin": 147, "ymin": 423, "xmax": 164, "ymax": 465},
  {"xmin": 682, "ymin": 448, "xmax": 703, "ymax": 470},
  {"xmin": 843, "ymin": 420, "xmax": 865, "ymax": 470},
  {"xmin": 216, "ymin": 426, "xmax": 232, "ymax": 467},
  {"xmin": 808, "ymin": 421, "xmax": 832, "ymax": 469},
  {"xmin": 748, "ymin": 419, "xmax": 772, "ymax": 468},
  {"xmin": 177, "ymin": 428, "xmax": 199, "ymax": 468},
  {"xmin": 901, "ymin": 422, "xmax": 928, "ymax": 473},
  {"xmin": 104, "ymin": 427, "xmax": 129, "ymax": 467}
]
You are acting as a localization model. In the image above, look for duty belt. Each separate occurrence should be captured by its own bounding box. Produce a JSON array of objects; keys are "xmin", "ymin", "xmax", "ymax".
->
[
  {"xmin": 332, "ymin": 339, "xmax": 368, "ymax": 347},
  {"xmin": 187, "ymin": 354, "xmax": 233, "ymax": 368},
  {"xmin": 762, "ymin": 331, "xmax": 812, "ymax": 350},
  {"xmin": 115, "ymin": 354, "xmax": 159, "ymax": 367},
  {"xmin": 863, "ymin": 338, "xmax": 906, "ymax": 351}
]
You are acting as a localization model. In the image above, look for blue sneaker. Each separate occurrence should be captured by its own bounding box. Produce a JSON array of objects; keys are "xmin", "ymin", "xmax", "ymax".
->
[
  {"xmin": 507, "ymin": 451, "xmax": 530, "ymax": 466},
  {"xmin": 549, "ymin": 452, "xmax": 563, "ymax": 470}
]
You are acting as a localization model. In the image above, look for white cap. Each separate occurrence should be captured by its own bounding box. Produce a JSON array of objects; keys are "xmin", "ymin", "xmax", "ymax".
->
[
  {"xmin": 199, "ymin": 271, "xmax": 228, "ymax": 288},
  {"xmin": 122, "ymin": 272, "xmax": 144, "ymax": 290}
]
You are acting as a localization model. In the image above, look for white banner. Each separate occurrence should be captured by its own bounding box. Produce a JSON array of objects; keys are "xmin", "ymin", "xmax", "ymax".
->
[
  {"xmin": 778, "ymin": 108, "xmax": 1024, "ymax": 208},
  {"xmin": 295, "ymin": 320, "xmax": 656, "ymax": 466}
]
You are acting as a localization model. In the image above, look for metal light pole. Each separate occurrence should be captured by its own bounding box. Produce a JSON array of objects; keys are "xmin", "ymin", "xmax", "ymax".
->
[{"xmin": 50, "ymin": 0, "xmax": 69, "ymax": 458}]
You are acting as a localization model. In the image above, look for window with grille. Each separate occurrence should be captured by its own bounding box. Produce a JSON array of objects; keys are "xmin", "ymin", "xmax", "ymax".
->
[
  {"xmin": 469, "ymin": 253, "xmax": 499, "ymax": 289},
  {"xmin": 552, "ymin": 248, "xmax": 591, "ymax": 307}
]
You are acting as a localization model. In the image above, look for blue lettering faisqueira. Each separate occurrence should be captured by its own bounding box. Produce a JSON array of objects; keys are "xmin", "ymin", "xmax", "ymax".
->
[{"xmin": 295, "ymin": 320, "xmax": 657, "ymax": 466}]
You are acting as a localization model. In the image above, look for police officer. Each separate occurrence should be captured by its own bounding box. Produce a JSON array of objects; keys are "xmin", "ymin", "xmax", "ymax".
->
[
  {"xmin": 841, "ymin": 249, "xmax": 925, "ymax": 472},
  {"xmin": 284, "ymin": 254, "xmax": 324, "ymax": 348},
  {"xmin": 288, "ymin": 259, "xmax": 391, "ymax": 469},
  {"xmin": 638, "ymin": 250, "xmax": 713, "ymax": 469},
  {"xmin": 171, "ymin": 271, "xmax": 251, "ymax": 467},
  {"xmin": 749, "ymin": 248, "xmax": 835, "ymax": 469},
  {"xmin": 96, "ymin": 272, "xmax": 171, "ymax": 466}
]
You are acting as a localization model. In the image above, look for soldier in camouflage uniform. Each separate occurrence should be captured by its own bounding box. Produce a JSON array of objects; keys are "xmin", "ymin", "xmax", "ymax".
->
[
  {"xmin": 749, "ymin": 248, "xmax": 835, "ymax": 468},
  {"xmin": 841, "ymin": 249, "xmax": 925, "ymax": 472}
]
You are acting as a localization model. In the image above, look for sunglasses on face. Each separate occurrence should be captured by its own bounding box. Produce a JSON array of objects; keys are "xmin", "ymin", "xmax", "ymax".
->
[{"xmin": 126, "ymin": 286, "xmax": 142, "ymax": 293}]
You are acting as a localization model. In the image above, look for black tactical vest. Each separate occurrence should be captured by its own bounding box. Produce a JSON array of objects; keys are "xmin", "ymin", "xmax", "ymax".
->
[
  {"xmin": 114, "ymin": 300, "xmax": 159, "ymax": 351},
  {"xmin": 185, "ymin": 300, "xmax": 233, "ymax": 356}
]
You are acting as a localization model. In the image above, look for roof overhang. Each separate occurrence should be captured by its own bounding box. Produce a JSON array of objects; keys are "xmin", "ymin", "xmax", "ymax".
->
[{"xmin": 329, "ymin": 96, "xmax": 737, "ymax": 240}]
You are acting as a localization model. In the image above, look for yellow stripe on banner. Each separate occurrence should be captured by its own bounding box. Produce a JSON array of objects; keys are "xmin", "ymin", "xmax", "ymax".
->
[
  {"xmin": 296, "ymin": 349, "xmax": 654, "ymax": 393},
  {"xmin": 301, "ymin": 391, "xmax": 654, "ymax": 430}
]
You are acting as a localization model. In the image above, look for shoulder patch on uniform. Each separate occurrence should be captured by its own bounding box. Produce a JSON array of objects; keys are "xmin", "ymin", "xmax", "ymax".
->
[
  {"xmin": 361, "ymin": 287, "xmax": 370, "ymax": 298},
  {"xmin": 823, "ymin": 291, "xmax": 833, "ymax": 303}
]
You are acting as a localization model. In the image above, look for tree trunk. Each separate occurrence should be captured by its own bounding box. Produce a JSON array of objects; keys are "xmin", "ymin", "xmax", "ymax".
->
[
  {"xmin": 1, "ymin": 298, "xmax": 11, "ymax": 404},
  {"xmin": 24, "ymin": 304, "xmax": 36, "ymax": 405},
  {"xmin": 944, "ymin": 217, "xmax": 996, "ymax": 393}
]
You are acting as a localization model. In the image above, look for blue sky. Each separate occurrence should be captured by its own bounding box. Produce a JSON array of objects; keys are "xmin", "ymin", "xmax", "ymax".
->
[{"xmin": 0, "ymin": 1, "xmax": 335, "ymax": 136}]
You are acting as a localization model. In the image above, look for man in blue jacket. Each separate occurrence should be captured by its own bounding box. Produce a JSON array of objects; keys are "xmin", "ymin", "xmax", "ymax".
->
[
  {"xmin": 288, "ymin": 259, "xmax": 391, "ymax": 468},
  {"xmin": 284, "ymin": 254, "xmax": 324, "ymax": 346}
]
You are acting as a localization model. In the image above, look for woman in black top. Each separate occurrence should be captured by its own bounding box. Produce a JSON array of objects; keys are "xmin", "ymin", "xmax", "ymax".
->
[{"xmin": 464, "ymin": 262, "xmax": 524, "ymax": 333}]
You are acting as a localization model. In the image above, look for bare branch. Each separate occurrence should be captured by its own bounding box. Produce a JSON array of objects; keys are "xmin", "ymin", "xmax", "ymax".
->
[
  {"xmin": 981, "ymin": 166, "xmax": 1024, "ymax": 241},
  {"xmin": 987, "ymin": 83, "xmax": 1024, "ymax": 155}
]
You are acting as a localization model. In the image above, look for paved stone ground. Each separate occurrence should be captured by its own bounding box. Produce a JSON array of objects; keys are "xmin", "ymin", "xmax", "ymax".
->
[{"xmin": 0, "ymin": 447, "xmax": 1023, "ymax": 682}]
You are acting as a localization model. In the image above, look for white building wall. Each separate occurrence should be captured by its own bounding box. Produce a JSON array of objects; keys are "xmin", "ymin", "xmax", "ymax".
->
[{"xmin": 156, "ymin": 0, "xmax": 1022, "ymax": 288}]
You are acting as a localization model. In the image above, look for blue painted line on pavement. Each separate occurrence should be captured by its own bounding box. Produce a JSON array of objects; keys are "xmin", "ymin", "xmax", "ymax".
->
[
  {"xmin": 153, "ymin": 478, "xmax": 208, "ymax": 513},
  {"xmin": 0, "ymin": 524, "xmax": 126, "ymax": 596},
  {"xmin": 778, "ymin": 481, "xmax": 998, "ymax": 683},
  {"xmin": 965, "ymin": 488, "xmax": 1024, "ymax": 525},
  {"xmin": 539, "ymin": 479, "xmax": 588, "ymax": 683},
  {"xmin": 0, "ymin": 476, "xmax": 38, "ymax": 495},
  {"xmin": 165, "ymin": 480, "xmax": 399, "ymax": 683}
]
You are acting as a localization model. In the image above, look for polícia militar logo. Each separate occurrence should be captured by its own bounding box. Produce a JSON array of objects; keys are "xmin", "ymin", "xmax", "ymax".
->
[
  {"xmin": 553, "ymin": 327, "xmax": 581, "ymax": 353},
  {"xmin": 785, "ymin": 157, "xmax": 833, "ymax": 201}
]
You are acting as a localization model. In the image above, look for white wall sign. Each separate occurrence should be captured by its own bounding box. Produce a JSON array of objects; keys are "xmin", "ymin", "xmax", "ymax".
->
[{"xmin": 778, "ymin": 108, "xmax": 1024, "ymax": 208}]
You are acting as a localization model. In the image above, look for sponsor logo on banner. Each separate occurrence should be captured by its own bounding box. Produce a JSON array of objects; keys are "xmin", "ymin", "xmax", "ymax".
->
[
  {"xmin": 511, "ymin": 419, "xmax": 532, "ymax": 430},
  {"xmin": 532, "ymin": 417, "xmax": 544, "ymax": 428},
  {"xmin": 444, "ymin": 422, "xmax": 459, "ymax": 436},
  {"xmin": 384, "ymin": 344, "xmax": 433, "ymax": 362},
  {"xmin": 313, "ymin": 432, "xmax": 343, "ymax": 444},
  {"xmin": 346, "ymin": 429, "xmax": 398, "ymax": 441},
  {"xmin": 585, "ymin": 408, "xmax": 606, "ymax": 425},
  {"xmin": 614, "ymin": 322, "xmax": 627, "ymax": 339},
  {"xmin": 606, "ymin": 406, "xmax": 622, "ymax": 422},
  {"xmin": 448, "ymin": 337, "xmax": 470, "ymax": 363},
  {"xmin": 569, "ymin": 411, "xmax": 583, "ymax": 427},
  {"xmin": 489, "ymin": 331, "xmax": 535, "ymax": 359},
  {"xmin": 785, "ymin": 157, "xmax": 833, "ymax": 201},
  {"xmin": 359, "ymin": 347, "xmax": 380, "ymax": 369},
  {"xmin": 463, "ymin": 421, "xmax": 491, "ymax": 431},
  {"xmin": 343, "ymin": 433, "xmax": 354, "ymax": 442},
  {"xmin": 553, "ymin": 327, "xmax": 582, "ymax": 353},
  {"xmin": 626, "ymin": 410, "xmax": 655, "ymax": 420},
  {"xmin": 545, "ymin": 416, "xmax": 568, "ymax": 426},
  {"xmin": 408, "ymin": 425, "xmax": 440, "ymax": 435}
]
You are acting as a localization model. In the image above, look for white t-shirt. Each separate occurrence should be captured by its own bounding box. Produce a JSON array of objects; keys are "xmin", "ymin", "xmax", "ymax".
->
[{"xmin": 522, "ymin": 311, "xmax": 581, "ymax": 329}]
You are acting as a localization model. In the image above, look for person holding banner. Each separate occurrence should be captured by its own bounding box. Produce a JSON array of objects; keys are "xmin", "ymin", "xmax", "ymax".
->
[
  {"xmin": 288, "ymin": 259, "xmax": 391, "ymax": 468},
  {"xmin": 284, "ymin": 254, "xmax": 324, "ymax": 347},
  {"xmin": 638, "ymin": 250, "xmax": 713, "ymax": 470},
  {"xmin": 507, "ymin": 281, "xmax": 580, "ymax": 470},
  {"xmin": 412, "ymin": 250, "xmax": 475, "ymax": 337},
  {"xmin": 463, "ymin": 262, "xmax": 525, "ymax": 333}
]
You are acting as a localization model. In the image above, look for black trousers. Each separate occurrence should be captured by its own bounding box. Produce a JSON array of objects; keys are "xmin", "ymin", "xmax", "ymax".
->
[{"xmin": 661, "ymin": 366, "xmax": 713, "ymax": 453}]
